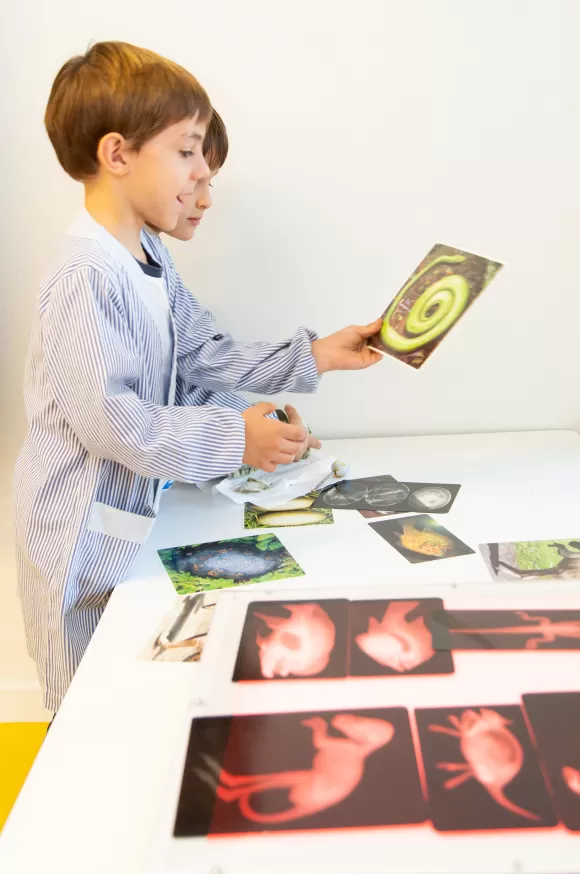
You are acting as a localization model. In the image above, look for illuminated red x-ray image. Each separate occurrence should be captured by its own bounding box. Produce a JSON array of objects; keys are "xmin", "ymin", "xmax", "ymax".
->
[
  {"xmin": 233, "ymin": 599, "xmax": 349, "ymax": 682},
  {"xmin": 448, "ymin": 611, "xmax": 580, "ymax": 649},
  {"xmin": 254, "ymin": 603, "xmax": 336, "ymax": 678},
  {"xmin": 348, "ymin": 598, "xmax": 454, "ymax": 678},
  {"xmin": 355, "ymin": 600, "xmax": 435, "ymax": 672},
  {"xmin": 521, "ymin": 692, "xmax": 580, "ymax": 831},
  {"xmin": 173, "ymin": 707, "xmax": 426, "ymax": 836},
  {"xmin": 429, "ymin": 708, "xmax": 539, "ymax": 820},
  {"xmin": 216, "ymin": 713, "xmax": 394, "ymax": 824},
  {"xmin": 563, "ymin": 766, "xmax": 580, "ymax": 796}
]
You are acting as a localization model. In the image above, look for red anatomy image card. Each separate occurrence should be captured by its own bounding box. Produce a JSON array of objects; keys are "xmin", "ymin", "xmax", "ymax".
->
[
  {"xmin": 430, "ymin": 608, "xmax": 580, "ymax": 651},
  {"xmin": 415, "ymin": 703, "xmax": 556, "ymax": 831},
  {"xmin": 523, "ymin": 692, "xmax": 580, "ymax": 832},
  {"xmin": 173, "ymin": 708, "xmax": 426, "ymax": 837},
  {"xmin": 232, "ymin": 599, "xmax": 349, "ymax": 682},
  {"xmin": 348, "ymin": 598, "xmax": 454, "ymax": 677}
]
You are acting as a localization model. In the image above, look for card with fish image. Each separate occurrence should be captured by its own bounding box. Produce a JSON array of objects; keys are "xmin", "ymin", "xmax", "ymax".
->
[
  {"xmin": 348, "ymin": 599, "xmax": 454, "ymax": 677},
  {"xmin": 243, "ymin": 491, "xmax": 333, "ymax": 530},
  {"xmin": 368, "ymin": 242, "xmax": 503, "ymax": 370},
  {"xmin": 232, "ymin": 599, "xmax": 349, "ymax": 682},
  {"xmin": 174, "ymin": 707, "xmax": 426, "ymax": 837},
  {"xmin": 157, "ymin": 534, "xmax": 304, "ymax": 594},
  {"xmin": 370, "ymin": 514, "xmax": 475, "ymax": 563},
  {"xmin": 430, "ymin": 608, "xmax": 580, "ymax": 651},
  {"xmin": 415, "ymin": 703, "xmax": 556, "ymax": 831},
  {"xmin": 313, "ymin": 475, "xmax": 461, "ymax": 515},
  {"xmin": 479, "ymin": 538, "xmax": 580, "ymax": 583},
  {"xmin": 522, "ymin": 692, "xmax": 580, "ymax": 831}
]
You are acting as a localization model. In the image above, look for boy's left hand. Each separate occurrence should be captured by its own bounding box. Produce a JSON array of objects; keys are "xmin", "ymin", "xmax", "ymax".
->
[
  {"xmin": 284, "ymin": 404, "xmax": 322, "ymax": 461},
  {"xmin": 312, "ymin": 319, "xmax": 384, "ymax": 374}
]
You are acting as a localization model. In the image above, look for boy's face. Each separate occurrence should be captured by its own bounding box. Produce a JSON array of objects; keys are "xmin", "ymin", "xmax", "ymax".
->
[
  {"xmin": 167, "ymin": 168, "xmax": 219, "ymax": 241},
  {"xmin": 125, "ymin": 117, "xmax": 210, "ymax": 232}
]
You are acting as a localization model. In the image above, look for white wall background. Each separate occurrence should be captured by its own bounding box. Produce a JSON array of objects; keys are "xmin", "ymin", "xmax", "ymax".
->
[{"xmin": 1, "ymin": 0, "xmax": 579, "ymax": 716}]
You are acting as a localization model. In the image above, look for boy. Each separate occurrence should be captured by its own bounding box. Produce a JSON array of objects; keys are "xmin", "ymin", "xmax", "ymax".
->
[
  {"xmin": 151, "ymin": 108, "xmax": 317, "ymax": 463},
  {"xmin": 14, "ymin": 41, "xmax": 381, "ymax": 712},
  {"xmin": 158, "ymin": 108, "xmax": 317, "ymax": 463}
]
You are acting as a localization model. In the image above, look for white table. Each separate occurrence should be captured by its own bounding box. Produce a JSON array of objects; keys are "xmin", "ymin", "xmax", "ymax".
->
[{"xmin": 2, "ymin": 430, "xmax": 580, "ymax": 874}]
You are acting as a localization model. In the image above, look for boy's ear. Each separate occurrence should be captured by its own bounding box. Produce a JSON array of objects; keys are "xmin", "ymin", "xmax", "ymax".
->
[{"xmin": 97, "ymin": 132, "xmax": 131, "ymax": 176}]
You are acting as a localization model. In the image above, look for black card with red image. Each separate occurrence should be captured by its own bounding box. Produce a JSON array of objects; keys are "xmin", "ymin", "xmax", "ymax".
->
[
  {"xmin": 232, "ymin": 599, "xmax": 349, "ymax": 682},
  {"xmin": 415, "ymin": 703, "xmax": 556, "ymax": 831},
  {"xmin": 523, "ymin": 691, "xmax": 580, "ymax": 832},
  {"xmin": 174, "ymin": 707, "xmax": 426, "ymax": 836},
  {"xmin": 348, "ymin": 598, "xmax": 454, "ymax": 677}
]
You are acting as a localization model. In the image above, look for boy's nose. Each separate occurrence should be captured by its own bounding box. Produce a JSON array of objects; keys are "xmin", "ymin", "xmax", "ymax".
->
[
  {"xmin": 191, "ymin": 155, "xmax": 210, "ymax": 181},
  {"xmin": 197, "ymin": 192, "xmax": 213, "ymax": 210}
]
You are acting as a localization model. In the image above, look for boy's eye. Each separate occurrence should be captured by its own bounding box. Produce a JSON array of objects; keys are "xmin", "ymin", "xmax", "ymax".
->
[{"xmin": 180, "ymin": 150, "xmax": 194, "ymax": 158}]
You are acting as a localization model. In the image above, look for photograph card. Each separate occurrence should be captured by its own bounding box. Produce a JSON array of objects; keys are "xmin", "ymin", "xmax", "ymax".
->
[
  {"xmin": 368, "ymin": 243, "xmax": 503, "ymax": 370},
  {"xmin": 370, "ymin": 515, "xmax": 475, "ymax": 563},
  {"xmin": 158, "ymin": 535, "xmax": 304, "ymax": 594}
]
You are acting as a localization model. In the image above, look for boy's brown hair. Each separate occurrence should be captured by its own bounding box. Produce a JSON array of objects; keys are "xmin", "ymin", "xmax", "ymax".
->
[
  {"xmin": 45, "ymin": 41, "xmax": 212, "ymax": 181},
  {"xmin": 204, "ymin": 109, "xmax": 229, "ymax": 170}
]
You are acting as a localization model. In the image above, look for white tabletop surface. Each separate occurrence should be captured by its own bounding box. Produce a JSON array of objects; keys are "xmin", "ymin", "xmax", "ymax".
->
[{"xmin": 2, "ymin": 430, "xmax": 580, "ymax": 874}]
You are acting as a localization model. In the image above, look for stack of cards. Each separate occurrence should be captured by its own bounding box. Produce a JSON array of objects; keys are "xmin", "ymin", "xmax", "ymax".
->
[{"xmin": 313, "ymin": 474, "xmax": 460, "ymax": 516}]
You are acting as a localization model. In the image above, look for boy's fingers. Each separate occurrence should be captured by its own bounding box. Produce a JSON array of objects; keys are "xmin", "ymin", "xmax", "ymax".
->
[
  {"xmin": 364, "ymin": 349, "xmax": 383, "ymax": 366},
  {"xmin": 308, "ymin": 435, "xmax": 322, "ymax": 449},
  {"xmin": 252, "ymin": 401, "xmax": 277, "ymax": 416},
  {"xmin": 278, "ymin": 422, "xmax": 307, "ymax": 443},
  {"xmin": 272, "ymin": 450, "xmax": 296, "ymax": 465},
  {"xmin": 279, "ymin": 436, "xmax": 306, "ymax": 455},
  {"xmin": 357, "ymin": 318, "xmax": 383, "ymax": 338}
]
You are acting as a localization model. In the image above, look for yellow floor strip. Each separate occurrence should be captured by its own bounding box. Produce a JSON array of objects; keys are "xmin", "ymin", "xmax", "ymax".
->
[{"xmin": 0, "ymin": 722, "xmax": 48, "ymax": 830}]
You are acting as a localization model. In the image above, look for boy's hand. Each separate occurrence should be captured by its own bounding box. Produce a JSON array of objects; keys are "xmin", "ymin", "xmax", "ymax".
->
[
  {"xmin": 284, "ymin": 404, "xmax": 322, "ymax": 461},
  {"xmin": 242, "ymin": 403, "xmax": 307, "ymax": 472},
  {"xmin": 311, "ymin": 319, "xmax": 384, "ymax": 374}
]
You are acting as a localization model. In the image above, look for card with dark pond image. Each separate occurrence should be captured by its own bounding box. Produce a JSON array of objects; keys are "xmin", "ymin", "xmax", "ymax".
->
[
  {"xmin": 232, "ymin": 599, "xmax": 349, "ymax": 682},
  {"xmin": 523, "ymin": 692, "xmax": 580, "ymax": 831},
  {"xmin": 431, "ymin": 608, "xmax": 580, "ymax": 651},
  {"xmin": 157, "ymin": 534, "xmax": 304, "ymax": 594},
  {"xmin": 174, "ymin": 707, "xmax": 426, "ymax": 837},
  {"xmin": 370, "ymin": 514, "xmax": 475, "ymax": 563},
  {"xmin": 416, "ymin": 703, "xmax": 556, "ymax": 831},
  {"xmin": 348, "ymin": 598, "xmax": 454, "ymax": 677}
]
